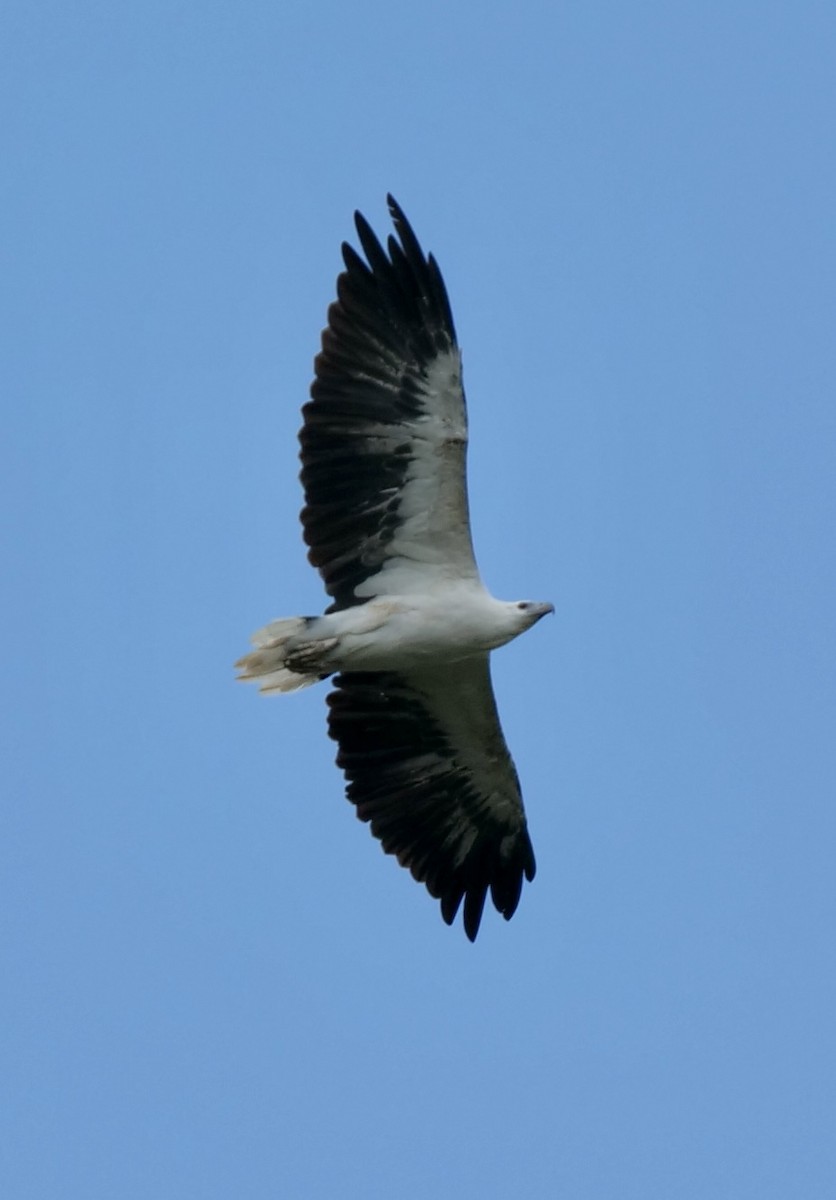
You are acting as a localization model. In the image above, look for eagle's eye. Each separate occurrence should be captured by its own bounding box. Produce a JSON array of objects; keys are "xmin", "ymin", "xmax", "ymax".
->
[{"xmin": 517, "ymin": 602, "xmax": 529, "ymax": 611}]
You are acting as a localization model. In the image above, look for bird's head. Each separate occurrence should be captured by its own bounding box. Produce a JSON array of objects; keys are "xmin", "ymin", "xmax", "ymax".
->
[{"xmin": 508, "ymin": 599, "xmax": 555, "ymax": 631}]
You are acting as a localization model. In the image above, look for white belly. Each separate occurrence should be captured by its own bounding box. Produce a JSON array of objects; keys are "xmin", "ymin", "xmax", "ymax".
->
[{"xmin": 316, "ymin": 591, "xmax": 517, "ymax": 672}]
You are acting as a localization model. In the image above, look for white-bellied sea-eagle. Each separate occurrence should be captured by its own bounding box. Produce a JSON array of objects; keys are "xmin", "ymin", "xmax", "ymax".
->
[{"xmin": 236, "ymin": 196, "xmax": 553, "ymax": 940}]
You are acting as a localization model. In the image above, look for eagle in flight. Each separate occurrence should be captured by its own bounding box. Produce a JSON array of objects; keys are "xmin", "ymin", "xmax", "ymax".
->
[{"xmin": 236, "ymin": 196, "xmax": 553, "ymax": 940}]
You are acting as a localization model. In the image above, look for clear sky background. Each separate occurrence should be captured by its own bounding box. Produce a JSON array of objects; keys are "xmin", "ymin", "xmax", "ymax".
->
[{"xmin": 3, "ymin": 2, "xmax": 835, "ymax": 1197}]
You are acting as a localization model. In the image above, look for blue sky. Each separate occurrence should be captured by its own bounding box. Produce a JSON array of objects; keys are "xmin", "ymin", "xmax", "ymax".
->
[{"xmin": 3, "ymin": 1, "xmax": 835, "ymax": 1196}]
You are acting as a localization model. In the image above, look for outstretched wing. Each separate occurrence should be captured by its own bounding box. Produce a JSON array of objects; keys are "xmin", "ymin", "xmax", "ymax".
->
[
  {"xmin": 300, "ymin": 195, "xmax": 480, "ymax": 612},
  {"xmin": 326, "ymin": 658, "xmax": 536, "ymax": 941}
]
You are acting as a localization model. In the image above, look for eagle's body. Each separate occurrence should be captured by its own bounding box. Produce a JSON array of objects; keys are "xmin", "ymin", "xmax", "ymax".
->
[
  {"xmin": 244, "ymin": 589, "xmax": 550, "ymax": 685},
  {"xmin": 237, "ymin": 197, "xmax": 553, "ymax": 940}
]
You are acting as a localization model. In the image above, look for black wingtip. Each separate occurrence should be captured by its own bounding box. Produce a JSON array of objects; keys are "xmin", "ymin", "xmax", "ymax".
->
[
  {"xmin": 464, "ymin": 882, "xmax": 486, "ymax": 940},
  {"xmin": 352, "ymin": 207, "xmax": 378, "ymax": 244}
]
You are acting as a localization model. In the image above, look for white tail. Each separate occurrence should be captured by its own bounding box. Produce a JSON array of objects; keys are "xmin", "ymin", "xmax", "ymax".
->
[{"xmin": 235, "ymin": 617, "xmax": 322, "ymax": 694}]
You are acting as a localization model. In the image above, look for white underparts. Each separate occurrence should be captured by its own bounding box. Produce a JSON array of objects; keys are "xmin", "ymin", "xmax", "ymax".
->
[{"xmin": 236, "ymin": 590, "xmax": 543, "ymax": 695}]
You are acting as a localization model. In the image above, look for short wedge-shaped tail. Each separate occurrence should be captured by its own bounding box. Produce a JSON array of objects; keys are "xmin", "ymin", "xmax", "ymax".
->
[{"xmin": 235, "ymin": 616, "xmax": 325, "ymax": 694}]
